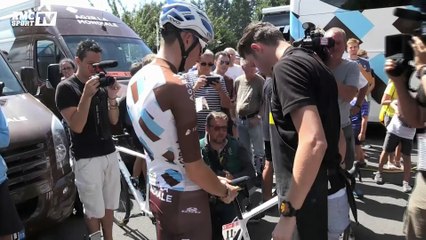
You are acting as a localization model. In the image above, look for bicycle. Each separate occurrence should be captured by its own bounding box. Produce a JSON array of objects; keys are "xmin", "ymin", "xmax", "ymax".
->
[
  {"xmin": 112, "ymin": 134, "xmax": 155, "ymax": 227},
  {"xmin": 221, "ymin": 176, "xmax": 355, "ymax": 240},
  {"xmin": 221, "ymin": 176, "xmax": 279, "ymax": 240}
]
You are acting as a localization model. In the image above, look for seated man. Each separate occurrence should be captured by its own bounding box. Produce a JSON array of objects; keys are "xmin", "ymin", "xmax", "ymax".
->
[{"xmin": 199, "ymin": 111, "xmax": 255, "ymax": 240}]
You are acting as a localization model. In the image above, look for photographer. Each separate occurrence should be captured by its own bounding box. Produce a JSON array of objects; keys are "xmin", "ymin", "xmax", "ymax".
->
[
  {"xmin": 385, "ymin": 36, "xmax": 426, "ymax": 239},
  {"xmin": 55, "ymin": 40, "xmax": 121, "ymax": 240}
]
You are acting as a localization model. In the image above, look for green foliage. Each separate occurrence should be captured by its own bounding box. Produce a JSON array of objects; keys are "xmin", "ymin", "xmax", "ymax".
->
[{"xmin": 107, "ymin": 0, "xmax": 289, "ymax": 53}]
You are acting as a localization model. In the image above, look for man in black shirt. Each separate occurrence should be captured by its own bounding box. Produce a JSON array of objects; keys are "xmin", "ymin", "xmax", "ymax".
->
[
  {"xmin": 55, "ymin": 40, "xmax": 121, "ymax": 240},
  {"xmin": 238, "ymin": 22, "xmax": 344, "ymax": 240}
]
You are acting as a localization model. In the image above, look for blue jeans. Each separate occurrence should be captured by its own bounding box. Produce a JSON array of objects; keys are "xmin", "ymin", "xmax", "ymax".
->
[{"xmin": 237, "ymin": 117, "xmax": 265, "ymax": 173}]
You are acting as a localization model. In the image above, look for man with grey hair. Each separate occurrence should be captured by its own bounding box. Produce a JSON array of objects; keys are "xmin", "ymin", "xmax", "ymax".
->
[
  {"xmin": 185, "ymin": 50, "xmax": 231, "ymax": 138},
  {"xmin": 225, "ymin": 47, "xmax": 244, "ymax": 81},
  {"xmin": 324, "ymin": 28, "xmax": 368, "ymax": 172}
]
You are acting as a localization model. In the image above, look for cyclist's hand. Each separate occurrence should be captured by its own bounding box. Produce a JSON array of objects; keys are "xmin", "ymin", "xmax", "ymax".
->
[
  {"xmin": 223, "ymin": 170, "xmax": 234, "ymax": 180},
  {"xmin": 220, "ymin": 183, "xmax": 239, "ymax": 204},
  {"xmin": 272, "ymin": 216, "xmax": 296, "ymax": 240}
]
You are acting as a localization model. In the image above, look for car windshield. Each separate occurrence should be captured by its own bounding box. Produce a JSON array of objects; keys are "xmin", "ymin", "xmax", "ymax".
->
[
  {"xmin": 63, "ymin": 36, "xmax": 152, "ymax": 73},
  {"xmin": 0, "ymin": 54, "xmax": 24, "ymax": 95}
]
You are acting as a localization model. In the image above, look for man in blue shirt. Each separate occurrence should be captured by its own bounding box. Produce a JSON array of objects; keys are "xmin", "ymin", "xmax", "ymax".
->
[{"xmin": 0, "ymin": 107, "xmax": 23, "ymax": 239}]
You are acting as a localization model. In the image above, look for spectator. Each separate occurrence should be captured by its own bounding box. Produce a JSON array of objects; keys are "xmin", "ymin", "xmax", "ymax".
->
[
  {"xmin": 350, "ymin": 97, "xmax": 369, "ymax": 167},
  {"xmin": 0, "ymin": 107, "xmax": 24, "ymax": 240},
  {"xmin": 374, "ymin": 100, "xmax": 415, "ymax": 193},
  {"xmin": 238, "ymin": 22, "xmax": 348, "ymax": 240},
  {"xmin": 234, "ymin": 58, "xmax": 265, "ymax": 182},
  {"xmin": 212, "ymin": 51, "xmax": 236, "ymax": 136},
  {"xmin": 200, "ymin": 111, "xmax": 255, "ymax": 240},
  {"xmin": 347, "ymin": 39, "xmax": 375, "ymax": 96},
  {"xmin": 55, "ymin": 40, "xmax": 121, "ymax": 240},
  {"xmin": 325, "ymin": 28, "xmax": 368, "ymax": 171},
  {"xmin": 224, "ymin": 47, "xmax": 244, "ymax": 81},
  {"xmin": 126, "ymin": 2, "xmax": 239, "ymax": 238},
  {"xmin": 59, "ymin": 58, "xmax": 76, "ymax": 81},
  {"xmin": 186, "ymin": 50, "xmax": 231, "ymax": 138},
  {"xmin": 380, "ymin": 80, "xmax": 403, "ymax": 168}
]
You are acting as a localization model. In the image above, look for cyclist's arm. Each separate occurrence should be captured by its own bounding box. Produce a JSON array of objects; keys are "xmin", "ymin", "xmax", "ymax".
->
[{"xmin": 170, "ymin": 82, "xmax": 228, "ymax": 198}]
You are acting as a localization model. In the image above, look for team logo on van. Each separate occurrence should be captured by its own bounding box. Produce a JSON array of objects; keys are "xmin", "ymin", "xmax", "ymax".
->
[{"xmin": 10, "ymin": 11, "xmax": 57, "ymax": 27}]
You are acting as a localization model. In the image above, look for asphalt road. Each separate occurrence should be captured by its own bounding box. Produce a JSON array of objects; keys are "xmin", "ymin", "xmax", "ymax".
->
[{"xmin": 33, "ymin": 124, "xmax": 417, "ymax": 240}]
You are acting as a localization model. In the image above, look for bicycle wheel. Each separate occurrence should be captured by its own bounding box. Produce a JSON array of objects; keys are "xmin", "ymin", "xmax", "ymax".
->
[{"xmin": 114, "ymin": 174, "xmax": 132, "ymax": 226}]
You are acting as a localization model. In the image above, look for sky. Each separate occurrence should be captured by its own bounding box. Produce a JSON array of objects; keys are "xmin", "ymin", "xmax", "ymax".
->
[{"xmin": 2, "ymin": 0, "xmax": 163, "ymax": 13}]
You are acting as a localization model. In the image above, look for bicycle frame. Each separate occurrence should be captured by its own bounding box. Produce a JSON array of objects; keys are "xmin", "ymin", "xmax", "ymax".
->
[
  {"xmin": 115, "ymin": 146, "xmax": 153, "ymax": 219},
  {"xmin": 222, "ymin": 195, "xmax": 278, "ymax": 240}
]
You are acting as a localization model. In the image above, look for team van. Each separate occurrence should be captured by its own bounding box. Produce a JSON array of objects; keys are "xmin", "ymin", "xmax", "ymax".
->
[
  {"xmin": 261, "ymin": 5, "xmax": 291, "ymax": 40},
  {"xmin": 0, "ymin": 2, "xmax": 152, "ymax": 234},
  {"xmin": 0, "ymin": 47, "xmax": 75, "ymax": 234},
  {"xmin": 0, "ymin": 3, "xmax": 152, "ymax": 113}
]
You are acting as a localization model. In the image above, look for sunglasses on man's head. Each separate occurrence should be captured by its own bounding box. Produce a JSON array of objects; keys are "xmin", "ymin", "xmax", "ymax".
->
[
  {"xmin": 220, "ymin": 60, "xmax": 230, "ymax": 65},
  {"xmin": 200, "ymin": 62, "xmax": 214, "ymax": 67}
]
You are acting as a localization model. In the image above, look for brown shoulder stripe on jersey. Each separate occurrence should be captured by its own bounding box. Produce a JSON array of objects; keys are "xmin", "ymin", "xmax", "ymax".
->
[{"xmin": 139, "ymin": 113, "xmax": 161, "ymax": 142}]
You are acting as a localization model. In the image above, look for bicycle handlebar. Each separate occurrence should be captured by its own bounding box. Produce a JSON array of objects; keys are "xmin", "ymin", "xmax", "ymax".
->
[{"xmin": 229, "ymin": 176, "xmax": 251, "ymax": 186}]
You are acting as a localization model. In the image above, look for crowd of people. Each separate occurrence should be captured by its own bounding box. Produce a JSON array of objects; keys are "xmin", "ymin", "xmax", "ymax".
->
[{"xmin": 1, "ymin": 1, "xmax": 425, "ymax": 240}]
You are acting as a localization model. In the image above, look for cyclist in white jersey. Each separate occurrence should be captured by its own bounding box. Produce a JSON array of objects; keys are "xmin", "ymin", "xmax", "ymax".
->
[{"xmin": 126, "ymin": 1, "xmax": 239, "ymax": 239}]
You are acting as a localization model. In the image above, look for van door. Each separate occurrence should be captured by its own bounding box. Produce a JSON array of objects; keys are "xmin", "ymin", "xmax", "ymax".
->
[{"xmin": 33, "ymin": 38, "xmax": 65, "ymax": 118}]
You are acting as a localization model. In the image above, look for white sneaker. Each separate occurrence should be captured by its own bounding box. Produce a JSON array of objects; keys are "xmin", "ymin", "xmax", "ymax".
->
[
  {"xmin": 402, "ymin": 181, "xmax": 412, "ymax": 193},
  {"xmin": 374, "ymin": 171, "xmax": 383, "ymax": 184}
]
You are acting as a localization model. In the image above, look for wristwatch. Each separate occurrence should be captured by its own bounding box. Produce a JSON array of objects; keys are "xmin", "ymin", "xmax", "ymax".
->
[
  {"xmin": 279, "ymin": 200, "xmax": 298, "ymax": 217},
  {"xmin": 416, "ymin": 64, "xmax": 426, "ymax": 79}
]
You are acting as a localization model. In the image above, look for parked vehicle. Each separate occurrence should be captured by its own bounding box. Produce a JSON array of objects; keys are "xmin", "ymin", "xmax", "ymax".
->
[
  {"xmin": 0, "ymin": 1, "xmax": 152, "ymax": 234},
  {"xmin": 0, "ymin": 47, "xmax": 75, "ymax": 235},
  {"xmin": 261, "ymin": 5, "xmax": 291, "ymax": 41}
]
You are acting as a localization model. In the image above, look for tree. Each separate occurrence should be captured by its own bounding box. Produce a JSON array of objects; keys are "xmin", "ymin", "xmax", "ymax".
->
[{"xmin": 105, "ymin": 0, "xmax": 162, "ymax": 52}]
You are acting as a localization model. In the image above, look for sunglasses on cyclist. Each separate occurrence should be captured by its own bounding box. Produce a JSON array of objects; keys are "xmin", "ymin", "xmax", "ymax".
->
[{"xmin": 200, "ymin": 62, "xmax": 214, "ymax": 67}]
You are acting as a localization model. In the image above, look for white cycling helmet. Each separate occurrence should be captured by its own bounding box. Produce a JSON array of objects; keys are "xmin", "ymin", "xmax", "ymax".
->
[{"xmin": 160, "ymin": 0, "xmax": 214, "ymax": 46}]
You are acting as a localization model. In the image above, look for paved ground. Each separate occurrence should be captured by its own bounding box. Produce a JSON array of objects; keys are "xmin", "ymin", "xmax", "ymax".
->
[{"xmin": 34, "ymin": 124, "xmax": 417, "ymax": 240}]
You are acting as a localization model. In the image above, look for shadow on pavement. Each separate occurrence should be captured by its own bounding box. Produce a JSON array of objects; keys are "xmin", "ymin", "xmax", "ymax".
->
[
  {"xmin": 33, "ymin": 215, "xmax": 88, "ymax": 240},
  {"xmin": 353, "ymin": 222, "xmax": 404, "ymax": 240},
  {"xmin": 115, "ymin": 224, "xmax": 150, "ymax": 240}
]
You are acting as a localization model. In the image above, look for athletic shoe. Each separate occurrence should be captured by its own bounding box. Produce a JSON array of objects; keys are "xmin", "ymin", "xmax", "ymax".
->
[
  {"xmin": 374, "ymin": 171, "xmax": 383, "ymax": 184},
  {"xmin": 402, "ymin": 181, "xmax": 412, "ymax": 193}
]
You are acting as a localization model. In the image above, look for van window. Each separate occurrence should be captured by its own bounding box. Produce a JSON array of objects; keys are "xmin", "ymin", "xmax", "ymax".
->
[
  {"xmin": 0, "ymin": 55, "xmax": 24, "ymax": 95},
  {"xmin": 63, "ymin": 36, "xmax": 151, "ymax": 73},
  {"xmin": 321, "ymin": 0, "xmax": 411, "ymax": 10},
  {"xmin": 36, "ymin": 40, "xmax": 64, "ymax": 81}
]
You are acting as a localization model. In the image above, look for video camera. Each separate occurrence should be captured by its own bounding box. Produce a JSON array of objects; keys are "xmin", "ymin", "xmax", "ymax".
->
[
  {"xmin": 292, "ymin": 22, "xmax": 335, "ymax": 62},
  {"xmin": 92, "ymin": 60, "xmax": 118, "ymax": 88},
  {"xmin": 385, "ymin": 1, "xmax": 426, "ymax": 77}
]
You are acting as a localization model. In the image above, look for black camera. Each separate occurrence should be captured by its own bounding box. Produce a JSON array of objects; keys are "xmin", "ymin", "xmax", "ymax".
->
[
  {"xmin": 92, "ymin": 60, "xmax": 118, "ymax": 88},
  {"xmin": 385, "ymin": 1, "xmax": 426, "ymax": 77},
  {"xmin": 292, "ymin": 22, "xmax": 335, "ymax": 62}
]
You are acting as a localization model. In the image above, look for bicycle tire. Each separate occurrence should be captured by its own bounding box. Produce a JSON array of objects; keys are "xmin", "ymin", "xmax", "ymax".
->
[{"xmin": 113, "ymin": 174, "xmax": 132, "ymax": 226}]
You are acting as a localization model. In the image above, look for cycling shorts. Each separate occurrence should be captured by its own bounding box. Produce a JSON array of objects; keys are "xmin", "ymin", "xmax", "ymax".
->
[{"xmin": 149, "ymin": 186, "xmax": 211, "ymax": 240}]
